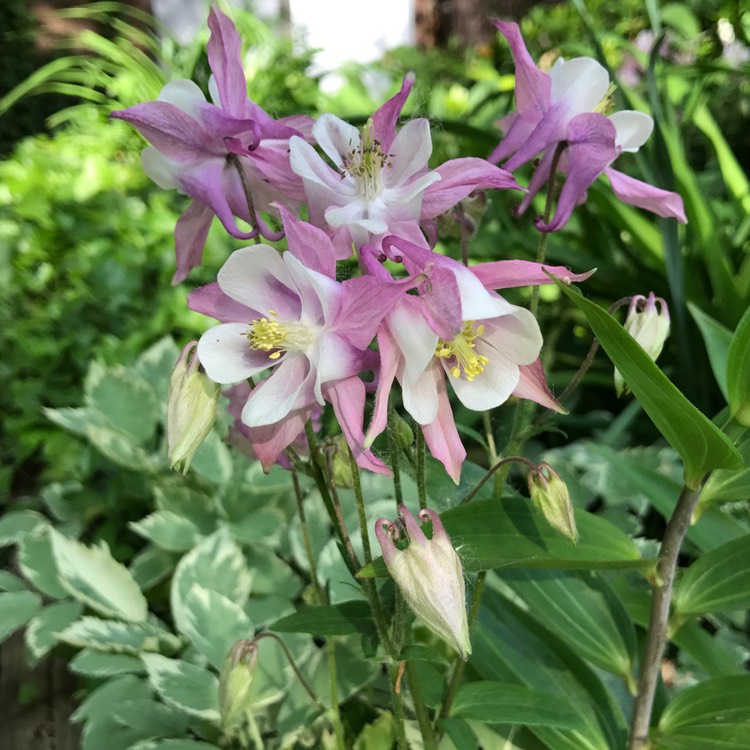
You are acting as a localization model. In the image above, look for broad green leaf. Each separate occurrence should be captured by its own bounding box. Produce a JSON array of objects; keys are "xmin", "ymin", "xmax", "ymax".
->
[
  {"xmin": 69, "ymin": 649, "xmax": 145, "ymax": 677},
  {"xmin": 59, "ymin": 616, "xmax": 181, "ymax": 655},
  {"xmin": 182, "ymin": 584, "xmax": 253, "ymax": 669},
  {"xmin": 72, "ymin": 674, "xmax": 152, "ymax": 723},
  {"xmin": 727, "ymin": 305, "xmax": 750, "ymax": 425},
  {"xmin": 134, "ymin": 336, "xmax": 180, "ymax": 406},
  {"xmin": 171, "ymin": 530, "xmax": 252, "ymax": 636},
  {"xmin": 112, "ymin": 699, "xmax": 190, "ymax": 739},
  {"xmin": 673, "ymin": 535, "xmax": 750, "ymax": 621},
  {"xmin": 437, "ymin": 717, "xmax": 477, "ymax": 750},
  {"xmin": 130, "ymin": 511, "xmax": 203, "ymax": 552},
  {"xmin": 129, "ymin": 545, "xmax": 175, "ymax": 591},
  {"xmin": 190, "ymin": 431, "xmax": 232, "ymax": 485},
  {"xmin": 0, "ymin": 590, "xmax": 42, "ymax": 643},
  {"xmin": 272, "ymin": 601, "xmax": 375, "ymax": 637},
  {"xmin": 451, "ymin": 681, "xmax": 585, "ymax": 730},
  {"xmin": 141, "ymin": 653, "xmax": 220, "ymax": 723},
  {"xmin": 553, "ymin": 279, "xmax": 742, "ymax": 488},
  {"xmin": 85, "ymin": 362, "xmax": 158, "ymax": 444},
  {"xmin": 655, "ymin": 675, "xmax": 750, "ymax": 750},
  {"xmin": 499, "ymin": 570, "xmax": 635, "ymax": 680},
  {"xmin": 697, "ymin": 433, "xmax": 750, "ymax": 511},
  {"xmin": 0, "ymin": 570, "xmax": 26, "ymax": 592},
  {"xmin": 354, "ymin": 712, "xmax": 395, "ymax": 750},
  {"xmin": 226, "ymin": 509, "xmax": 285, "ymax": 547},
  {"xmin": 152, "ymin": 481, "xmax": 217, "ymax": 533},
  {"xmin": 43, "ymin": 405, "xmax": 107, "ymax": 438},
  {"xmin": 687, "ymin": 303, "xmax": 731, "ymax": 400},
  {"xmin": 50, "ymin": 528, "xmax": 148, "ymax": 622},
  {"xmin": 0, "ymin": 509, "xmax": 46, "ymax": 546},
  {"xmin": 25, "ymin": 600, "xmax": 83, "ymax": 662},
  {"xmin": 18, "ymin": 527, "xmax": 68, "ymax": 598},
  {"xmin": 359, "ymin": 496, "xmax": 651, "ymax": 578},
  {"xmin": 129, "ymin": 741, "xmax": 222, "ymax": 750},
  {"xmin": 86, "ymin": 424, "xmax": 156, "ymax": 471}
]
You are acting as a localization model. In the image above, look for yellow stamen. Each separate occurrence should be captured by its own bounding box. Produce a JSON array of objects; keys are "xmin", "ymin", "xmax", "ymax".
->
[
  {"xmin": 434, "ymin": 321, "xmax": 489, "ymax": 381},
  {"xmin": 594, "ymin": 83, "xmax": 618, "ymax": 115},
  {"xmin": 246, "ymin": 312, "xmax": 316, "ymax": 358}
]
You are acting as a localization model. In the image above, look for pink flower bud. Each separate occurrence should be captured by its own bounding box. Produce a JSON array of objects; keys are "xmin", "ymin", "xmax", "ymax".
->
[
  {"xmin": 615, "ymin": 293, "xmax": 670, "ymax": 396},
  {"xmin": 527, "ymin": 462, "xmax": 578, "ymax": 544},
  {"xmin": 375, "ymin": 505, "xmax": 471, "ymax": 659}
]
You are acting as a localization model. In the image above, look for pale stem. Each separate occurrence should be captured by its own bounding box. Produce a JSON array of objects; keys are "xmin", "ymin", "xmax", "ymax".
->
[
  {"xmin": 327, "ymin": 639, "xmax": 346, "ymax": 750},
  {"xmin": 416, "ymin": 428, "xmax": 427, "ymax": 510},
  {"xmin": 628, "ymin": 484, "xmax": 703, "ymax": 750}
]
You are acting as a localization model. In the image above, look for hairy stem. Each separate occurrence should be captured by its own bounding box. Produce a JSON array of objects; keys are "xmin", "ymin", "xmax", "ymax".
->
[
  {"xmin": 406, "ymin": 661, "xmax": 439, "ymax": 750},
  {"xmin": 291, "ymin": 468, "xmax": 323, "ymax": 604},
  {"xmin": 416, "ymin": 428, "xmax": 427, "ymax": 509},
  {"xmin": 328, "ymin": 639, "xmax": 346, "ymax": 750},
  {"xmin": 628, "ymin": 484, "xmax": 703, "ymax": 750}
]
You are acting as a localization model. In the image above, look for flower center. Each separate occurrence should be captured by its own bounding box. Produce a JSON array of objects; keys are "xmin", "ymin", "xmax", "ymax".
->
[
  {"xmin": 247, "ymin": 311, "xmax": 316, "ymax": 358},
  {"xmin": 434, "ymin": 321, "xmax": 489, "ymax": 381},
  {"xmin": 340, "ymin": 118, "xmax": 393, "ymax": 201},
  {"xmin": 594, "ymin": 82, "xmax": 617, "ymax": 115}
]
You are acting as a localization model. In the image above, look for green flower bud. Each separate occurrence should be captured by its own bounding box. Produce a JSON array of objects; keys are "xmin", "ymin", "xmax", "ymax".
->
[
  {"xmin": 219, "ymin": 639, "xmax": 258, "ymax": 733},
  {"xmin": 390, "ymin": 412, "xmax": 414, "ymax": 448},
  {"xmin": 375, "ymin": 505, "xmax": 471, "ymax": 659},
  {"xmin": 528, "ymin": 462, "xmax": 578, "ymax": 544},
  {"xmin": 167, "ymin": 341, "xmax": 220, "ymax": 472}
]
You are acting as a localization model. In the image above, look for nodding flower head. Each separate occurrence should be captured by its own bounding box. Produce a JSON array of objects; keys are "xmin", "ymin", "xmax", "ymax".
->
[
  {"xmin": 527, "ymin": 462, "xmax": 578, "ymax": 544},
  {"xmin": 375, "ymin": 505, "xmax": 471, "ymax": 659}
]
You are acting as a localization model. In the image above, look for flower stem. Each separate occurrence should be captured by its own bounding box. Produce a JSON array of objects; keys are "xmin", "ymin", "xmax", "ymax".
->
[
  {"xmin": 628, "ymin": 484, "xmax": 703, "ymax": 750},
  {"xmin": 406, "ymin": 661, "xmax": 439, "ymax": 750},
  {"xmin": 387, "ymin": 413, "xmax": 404, "ymax": 509},
  {"xmin": 388, "ymin": 663, "xmax": 409, "ymax": 749},
  {"xmin": 291, "ymin": 468, "xmax": 324, "ymax": 604},
  {"xmin": 328, "ymin": 638, "xmax": 346, "ymax": 750},
  {"xmin": 416, "ymin": 428, "xmax": 427, "ymax": 510},
  {"xmin": 463, "ymin": 456, "xmax": 539, "ymax": 504}
]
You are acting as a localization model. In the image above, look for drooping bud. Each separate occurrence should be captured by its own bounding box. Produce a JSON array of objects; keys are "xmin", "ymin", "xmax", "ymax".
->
[
  {"xmin": 329, "ymin": 435, "xmax": 354, "ymax": 489},
  {"xmin": 375, "ymin": 505, "xmax": 471, "ymax": 659},
  {"xmin": 527, "ymin": 462, "xmax": 578, "ymax": 544},
  {"xmin": 390, "ymin": 412, "xmax": 415, "ymax": 448},
  {"xmin": 615, "ymin": 293, "xmax": 670, "ymax": 396},
  {"xmin": 219, "ymin": 639, "xmax": 258, "ymax": 733},
  {"xmin": 167, "ymin": 341, "xmax": 220, "ymax": 472}
]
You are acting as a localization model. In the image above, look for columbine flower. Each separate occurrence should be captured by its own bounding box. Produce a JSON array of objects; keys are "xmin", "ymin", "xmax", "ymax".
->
[
  {"xmin": 615, "ymin": 292, "xmax": 670, "ymax": 396},
  {"xmin": 375, "ymin": 505, "xmax": 471, "ymax": 660},
  {"xmin": 167, "ymin": 341, "xmax": 220, "ymax": 472},
  {"xmin": 528, "ymin": 462, "xmax": 578, "ymax": 543},
  {"xmin": 111, "ymin": 7, "xmax": 312, "ymax": 282},
  {"xmin": 189, "ymin": 209, "xmax": 414, "ymax": 473},
  {"xmin": 290, "ymin": 74, "xmax": 518, "ymax": 259},
  {"xmin": 365, "ymin": 237, "xmax": 588, "ymax": 481},
  {"xmin": 489, "ymin": 20, "xmax": 686, "ymax": 231}
]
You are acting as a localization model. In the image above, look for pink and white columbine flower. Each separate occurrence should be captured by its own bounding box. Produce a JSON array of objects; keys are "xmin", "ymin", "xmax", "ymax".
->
[
  {"xmin": 289, "ymin": 74, "xmax": 519, "ymax": 259},
  {"xmin": 366, "ymin": 237, "xmax": 590, "ymax": 481},
  {"xmin": 112, "ymin": 8, "xmax": 312, "ymax": 282},
  {"xmin": 489, "ymin": 20, "xmax": 686, "ymax": 232},
  {"xmin": 190, "ymin": 209, "xmax": 415, "ymax": 473}
]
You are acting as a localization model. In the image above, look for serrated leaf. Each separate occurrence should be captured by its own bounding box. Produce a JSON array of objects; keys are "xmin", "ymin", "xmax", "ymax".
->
[
  {"xmin": 171, "ymin": 530, "xmax": 252, "ymax": 636},
  {"xmin": 130, "ymin": 511, "xmax": 203, "ymax": 552},
  {"xmin": 135, "ymin": 336, "xmax": 180, "ymax": 405},
  {"xmin": 43, "ymin": 405, "xmax": 107, "ymax": 438},
  {"xmin": 129, "ymin": 545, "xmax": 176, "ymax": 591},
  {"xmin": 226, "ymin": 509, "xmax": 285, "ymax": 547},
  {"xmin": 50, "ymin": 528, "xmax": 148, "ymax": 622},
  {"xmin": 655, "ymin": 675, "xmax": 750, "ymax": 750},
  {"xmin": 182, "ymin": 584, "xmax": 253, "ymax": 669},
  {"xmin": 18, "ymin": 527, "xmax": 68, "ymax": 598},
  {"xmin": 451, "ymin": 681, "xmax": 585, "ymax": 729},
  {"xmin": 85, "ymin": 362, "xmax": 158, "ymax": 443},
  {"xmin": 70, "ymin": 649, "xmax": 145, "ymax": 677},
  {"xmin": 72, "ymin": 674, "xmax": 151, "ymax": 723},
  {"xmin": 359, "ymin": 497, "xmax": 651, "ymax": 578},
  {"xmin": 153, "ymin": 481, "xmax": 217, "ymax": 533},
  {"xmin": 25, "ymin": 600, "xmax": 83, "ymax": 662},
  {"xmin": 112, "ymin": 699, "xmax": 191, "ymax": 738},
  {"xmin": 553, "ymin": 278, "xmax": 743, "ymax": 488},
  {"xmin": 141, "ymin": 653, "xmax": 220, "ymax": 722},
  {"xmin": 0, "ymin": 590, "xmax": 42, "ymax": 643},
  {"xmin": 687, "ymin": 304, "xmax": 731, "ymax": 400},
  {"xmin": 58, "ymin": 616, "xmax": 181, "ymax": 655},
  {"xmin": 86, "ymin": 424, "xmax": 156, "ymax": 471},
  {"xmin": 0, "ymin": 509, "xmax": 46, "ymax": 546},
  {"xmin": 190, "ymin": 431, "xmax": 232, "ymax": 485},
  {"xmin": 727, "ymin": 305, "xmax": 750, "ymax": 425},
  {"xmin": 272, "ymin": 601, "xmax": 375, "ymax": 637},
  {"xmin": 673, "ymin": 535, "xmax": 750, "ymax": 621}
]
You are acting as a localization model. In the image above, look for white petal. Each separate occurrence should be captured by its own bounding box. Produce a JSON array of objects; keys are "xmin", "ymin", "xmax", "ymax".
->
[
  {"xmin": 158, "ymin": 79, "xmax": 207, "ymax": 117},
  {"xmin": 386, "ymin": 119, "xmax": 433, "ymax": 186},
  {"xmin": 481, "ymin": 308, "xmax": 543, "ymax": 366},
  {"xmin": 388, "ymin": 302, "xmax": 438, "ymax": 386},
  {"xmin": 141, "ymin": 147, "xmax": 180, "ymax": 189},
  {"xmin": 312, "ymin": 114, "xmax": 361, "ymax": 168},
  {"xmin": 609, "ymin": 110, "xmax": 654, "ymax": 152},
  {"xmin": 283, "ymin": 252, "xmax": 342, "ymax": 325},
  {"xmin": 402, "ymin": 362, "xmax": 440, "ymax": 425},
  {"xmin": 454, "ymin": 269, "xmax": 516, "ymax": 321},
  {"xmin": 549, "ymin": 57, "xmax": 610, "ymax": 115},
  {"xmin": 448, "ymin": 350, "xmax": 520, "ymax": 411},
  {"xmin": 197, "ymin": 323, "xmax": 274, "ymax": 384},
  {"xmin": 290, "ymin": 136, "xmax": 356, "ymax": 195}
]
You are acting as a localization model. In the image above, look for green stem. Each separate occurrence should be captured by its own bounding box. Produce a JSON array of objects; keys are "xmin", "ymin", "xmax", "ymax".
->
[
  {"xmin": 388, "ymin": 663, "xmax": 409, "ymax": 750},
  {"xmin": 482, "ymin": 411, "xmax": 499, "ymax": 465},
  {"xmin": 463, "ymin": 456, "xmax": 539, "ymax": 505},
  {"xmin": 349, "ymin": 447, "xmax": 373, "ymax": 566},
  {"xmin": 227, "ymin": 152, "xmax": 257, "ymax": 232},
  {"xmin": 328, "ymin": 639, "xmax": 346, "ymax": 750},
  {"xmin": 406, "ymin": 661, "xmax": 439, "ymax": 750},
  {"xmin": 416, "ymin": 428, "xmax": 427, "ymax": 510},
  {"xmin": 291, "ymin": 468, "xmax": 324, "ymax": 604},
  {"xmin": 387, "ymin": 412, "xmax": 404, "ymax": 509}
]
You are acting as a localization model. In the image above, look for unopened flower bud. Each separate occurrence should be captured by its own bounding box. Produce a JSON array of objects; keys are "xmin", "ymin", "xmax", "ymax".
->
[
  {"xmin": 528, "ymin": 462, "xmax": 578, "ymax": 544},
  {"xmin": 390, "ymin": 412, "xmax": 414, "ymax": 448},
  {"xmin": 375, "ymin": 505, "xmax": 471, "ymax": 659},
  {"xmin": 167, "ymin": 341, "xmax": 220, "ymax": 472},
  {"xmin": 219, "ymin": 639, "xmax": 258, "ymax": 732},
  {"xmin": 615, "ymin": 293, "xmax": 670, "ymax": 396},
  {"xmin": 329, "ymin": 435, "xmax": 354, "ymax": 488}
]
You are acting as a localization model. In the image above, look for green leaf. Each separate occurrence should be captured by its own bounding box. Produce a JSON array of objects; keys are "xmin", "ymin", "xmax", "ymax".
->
[
  {"xmin": 129, "ymin": 545, "xmax": 176, "ymax": 591},
  {"xmin": 43, "ymin": 406, "xmax": 107, "ymax": 438},
  {"xmin": 0, "ymin": 590, "xmax": 42, "ymax": 643},
  {"xmin": 226, "ymin": 509, "xmax": 285, "ymax": 547},
  {"xmin": 359, "ymin": 496, "xmax": 651, "ymax": 578},
  {"xmin": 182, "ymin": 584, "xmax": 253, "ymax": 669},
  {"xmin": 687, "ymin": 303, "xmax": 731, "ymax": 400},
  {"xmin": 0, "ymin": 509, "xmax": 46, "ymax": 547},
  {"xmin": 698, "ymin": 433, "xmax": 750, "ymax": 509},
  {"xmin": 86, "ymin": 424, "xmax": 156, "ymax": 471},
  {"xmin": 59, "ymin": 616, "xmax": 181, "ymax": 655},
  {"xmin": 129, "ymin": 742, "xmax": 222, "ymax": 750},
  {"xmin": 69, "ymin": 649, "xmax": 146, "ymax": 677},
  {"xmin": 553, "ymin": 278, "xmax": 742, "ymax": 488},
  {"xmin": 0, "ymin": 570, "xmax": 26, "ymax": 592},
  {"xmin": 25, "ymin": 600, "xmax": 83, "ymax": 662},
  {"xmin": 112, "ymin": 699, "xmax": 190, "ymax": 739},
  {"xmin": 134, "ymin": 336, "xmax": 180, "ymax": 406},
  {"xmin": 50, "ymin": 528, "xmax": 148, "ymax": 622},
  {"xmin": 170, "ymin": 530, "xmax": 252, "ymax": 636},
  {"xmin": 85, "ymin": 362, "xmax": 158, "ymax": 444},
  {"xmin": 190, "ymin": 430, "xmax": 233, "ymax": 485},
  {"xmin": 727, "ymin": 305, "xmax": 750, "ymax": 425},
  {"xmin": 451, "ymin": 681, "xmax": 585, "ymax": 730},
  {"xmin": 498, "ymin": 570, "xmax": 635, "ymax": 680},
  {"xmin": 141, "ymin": 653, "xmax": 220, "ymax": 723},
  {"xmin": 272, "ymin": 601, "xmax": 375, "ymax": 637},
  {"xmin": 72, "ymin": 674, "xmax": 151, "ymax": 724},
  {"xmin": 18, "ymin": 527, "xmax": 68, "ymax": 598},
  {"xmin": 673, "ymin": 535, "xmax": 750, "ymax": 621},
  {"xmin": 437, "ymin": 717, "xmax": 476, "ymax": 750},
  {"xmin": 130, "ymin": 511, "xmax": 203, "ymax": 552},
  {"xmin": 655, "ymin": 675, "xmax": 750, "ymax": 750}
]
